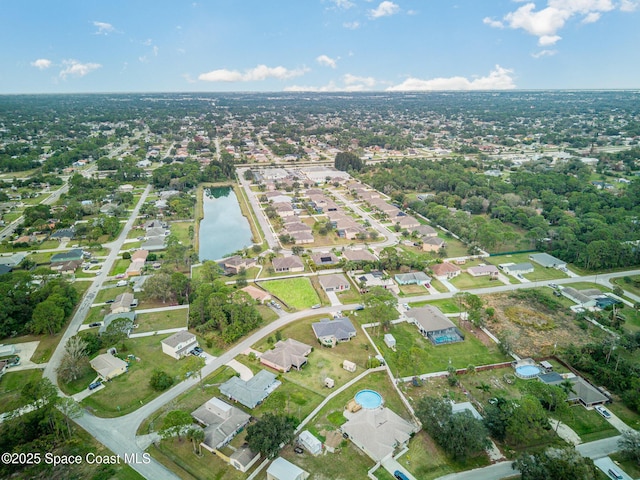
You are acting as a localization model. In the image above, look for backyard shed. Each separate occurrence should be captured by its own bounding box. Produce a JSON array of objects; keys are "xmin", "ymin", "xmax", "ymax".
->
[
  {"xmin": 324, "ymin": 377, "xmax": 335, "ymax": 388},
  {"xmin": 384, "ymin": 333, "xmax": 396, "ymax": 349},
  {"xmin": 298, "ymin": 430, "xmax": 322, "ymax": 455},
  {"xmin": 343, "ymin": 360, "xmax": 357, "ymax": 372}
]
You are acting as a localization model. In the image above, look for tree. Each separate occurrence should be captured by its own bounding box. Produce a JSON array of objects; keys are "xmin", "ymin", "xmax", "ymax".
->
[
  {"xmin": 150, "ymin": 369, "xmax": 175, "ymax": 391},
  {"xmin": 186, "ymin": 427, "xmax": 205, "ymax": 455},
  {"xmin": 21, "ymin": 378, "xmax": 58, "ymax": 409},
  {"xmin": 29, "ymin": 300, "xmax": 65, "ymax": 335},
  {"xmin": 618, "ymin": 430, "xmax": 640, "ymax": 466},
  {"xmin": 57, "ymin": 335, "xmax": 89, "ymax": 383},
  {"xmin": 101, "ymin": 317, "xmax": 132, "ymax": 347},
  {"xmin": 514, "ymin": 447, "xmax": 598, "ymax": 480},
  {"xmin": 180, "ymin": 355, "xmax": 205, "ymax": 389},
  {"xmin": 144, "ymin": 272, "xmax": 174, "ymax": 303},
  {"xmin": 58, "ymin": 397, "xmax": 82, "ymax": 438},
  {"xmin": 483, "ymin": 397, "xmax": 514, "ymax": 441},
  {"xmin": 506, "ymin": 395, "xmax": 551, "ymax": 445},
  {"xmin": 246, "ymin": 413, "xmax": 297, "ymax": 458},
  {"xmin": 161, "ymin": 410, "xmax": 193, "ymax": 441}
]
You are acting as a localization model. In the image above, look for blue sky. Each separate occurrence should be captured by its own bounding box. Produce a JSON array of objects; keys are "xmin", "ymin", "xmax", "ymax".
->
[{"xmin": 1, "ymin": 0, "xmax": 638, "ymax": 93}]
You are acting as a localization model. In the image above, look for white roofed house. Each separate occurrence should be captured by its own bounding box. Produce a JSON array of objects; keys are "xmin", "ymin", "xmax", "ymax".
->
[
  {"xmin": 501, "ymin": 262, "xmax": 534, "ymax": 276},
  {"xmin": 90, "ymin": 353, "xmax": 128, "ymax": 381},
  {"xmin": 161, "ymin": 331, "xmax": 199, "ymax": 359}
]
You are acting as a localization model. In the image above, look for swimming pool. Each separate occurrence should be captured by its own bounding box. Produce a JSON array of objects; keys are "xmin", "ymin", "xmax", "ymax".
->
[
  {"xmin": 515, "ymin": 365, "xmax": 541, "ymax": 379},
  {"xmin": 355, "ymin": 390, "xmax": 383, "ymax": 409}
]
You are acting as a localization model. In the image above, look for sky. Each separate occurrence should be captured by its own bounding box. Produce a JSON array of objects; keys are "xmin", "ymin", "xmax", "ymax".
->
[{"xmin": 0, "ymin": 0, "xmax": 639, "ymax": 93}]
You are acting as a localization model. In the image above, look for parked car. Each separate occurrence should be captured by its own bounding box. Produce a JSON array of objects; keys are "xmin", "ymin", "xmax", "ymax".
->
[
  {"xmin": 549, "ymin": 283, "xmax": 559, "ymax": 289},
  {"xmin": 595, "ymin": 405, "xmax": 612, "ymax": 419},
  {"xmin": 311, "ymin": 304, "xmax": 321, "ymax": 309},
  {"xmin": 608, "ymin": 468, "xmax": 623, "ymax": 479},
  {"xmin": 105, "ymin": 299, "xmax": 115, "ymax": 304},
  {"xmin": 293, "ymin": 446, "xmax": 304, "ymax": 454},
  {"xmin": 88, "ymin": 322, "xmax": 102, "ymax": 327},
  {"xmin": 354, "ymin": 304, "xmax": 364, "ymax": 311},
  {"xmin": 88, "ymin": 381, "xmax": 102, "ymax": 390},
  {"xmin": 394, "ymin": 470, "xmax": 410, "ymax": 480},
  {"xmin": 115, "ymin": 273, "xmax": 126, "ymax": 279}
]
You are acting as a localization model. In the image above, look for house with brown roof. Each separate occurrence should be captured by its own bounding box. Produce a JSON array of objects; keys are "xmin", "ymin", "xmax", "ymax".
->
[
  {"xmin": 110, "ymin": 293, "xmax": 135, "ymax": 314},
  {"xmin": 431, "ymin": 262, "xmax": 462, "ymax": 280},
  {"xmin": 467, "ymin": 264, "xmax": 499, "ymax": 278},
  {"xmin": 342, "ymin": 249, "xmax": 377, "ymax": 262},
  {"xmin": 272, "ymin": 256, "xmax": 304, "ymax": 273},
  {"xmin": 223, "ymin": 256, "xmax": 257, "ymax": 275},
  {"xmin": 90, "ymin": 353, "xmax": 128, "ymax": 380},
  {"xmin": 395, "ymin": 215, "xmax": 420, "ymax": 230},
  {"xmin": 422, "ymin": 236, "xmax": 446, "ymax": 252},
  {"xmin": 260, "ymin": 338, "xmax": 312, "ymax": 372},
  {"xmin": 318, "ymin": 273, "xmax": 351, "ymax": 292}
]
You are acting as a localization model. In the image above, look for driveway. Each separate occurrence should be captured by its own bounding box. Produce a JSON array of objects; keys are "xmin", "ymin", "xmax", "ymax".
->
[
  {"xmin": 594, "ymin": 457, "xmax": 632, "ymax": 480},
  {"xmin": 381, "ymin": 457, "xmax": 416, "ymax": 480},
  {"xmin": 4, "ymin": 341, "xmax": 42, "ymax": 371},
  {"xmin": 326, "ymin": 290, "xmax": 341, "ymax": 306},
  {"xmin": 599, "ymin": 407, "xmax": 635, "ymax": 434},
  {"xmin": 226, "ymin": 359, "xmax": 254, "ymax": 381}
]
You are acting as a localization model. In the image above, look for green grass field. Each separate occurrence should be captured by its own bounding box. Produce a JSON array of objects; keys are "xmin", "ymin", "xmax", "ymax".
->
[
  {"xmin": 554, "ymin": 406, "xmax": 619, "ymax": 443},
  {"xmin": 136, "ymin": 309, "xmax": 188, "ymax": 333},
  {"xmin": 449, "ymin": 273, "xmax": 501, "ymax": 290},
  {"xmin": 0, "ymin": 369, "xmax": 43, "ymax": 414},
  {"xmin": 261, "ymin": 277, "xmax": 320, "ymax": 310}
]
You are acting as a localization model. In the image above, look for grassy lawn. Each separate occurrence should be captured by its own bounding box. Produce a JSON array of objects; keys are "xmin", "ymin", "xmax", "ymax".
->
[
  {"xmin": 336, "ymin": 286, "xmax": 363, "ymax": 305},
  {"xmin": 613, "ymin": 276, "xmax": 640, "ymax": 297},
  {"xmin": 256, "ymin": 304, "xmax": 279, "ymax": 323},
  {"xmin": 84, "ymin": 306, "xmax": 108, "ymax": 325},
  {"xmin": 109, "ymin": 258, "xmax": 130, "ymax": 276},
  {"xmin": 81, "ymin": 334, "xmax": 187, "ymax": 417},
  {"xmin": 398, "ymin": 284, "xmax": 431, "ymax": 296},
  {"xmin": 429, "ymin": 278, "xmax": 448, "ymax": 293},
  {"xmin": 554, "ymin": 406, "xmax": 619, "ymax": 443},
  {"xmin": 261, "ymin": 277, "xmax": 320, "ymax": 310},
  {"xmin": 372, "ymin": 321, "xmax": 509, "ymax": 376},
  {"xmin": 0, "ymin": 369, "xmax": 43, "ymax": 414},
  {"xmin": 136, "ymin": 309, "xmax": 187, "ymax": 333},
  {"xmin": 449, "ymin": 273, "xmax": 501, "ymax": 290},
  {"xmin": 610, "ymin": 452, "xmax": 640, "ymax": 480},
  {"xmin": 410, "ymin": 299, "xmax": 462, "ymax": 314},
  {"xmin": 439, "ymin": 233, "xmax": 468, "ymax": 258},
  {"xmin": 486, "ymin": 253, "xmax": 568, "ymax": 282},
  {"xmin": 1, "ymin": 333, "xmax": 62, "ymax": 364},
  {"xmin": 95, "ymin": 285, "xmax": 128, "ymax": 303},
  {"xmin": 170, "ymin": 221, "xmax": 194, "ymax": 248}
]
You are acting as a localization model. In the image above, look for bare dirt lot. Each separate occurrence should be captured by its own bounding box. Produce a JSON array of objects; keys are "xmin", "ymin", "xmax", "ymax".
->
[{"xmin": 483, "ymin": 291, "xmax": 600, "ymax": 358}]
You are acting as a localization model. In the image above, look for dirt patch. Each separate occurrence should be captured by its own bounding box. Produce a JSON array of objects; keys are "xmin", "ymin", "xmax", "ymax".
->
[
  {"xmin": 459, "ymin": 321, "xmax": 494, "ymax": 348},
  {"xmin": 483, "ymin": 292, "xmax": 594, "ymax": 358}
]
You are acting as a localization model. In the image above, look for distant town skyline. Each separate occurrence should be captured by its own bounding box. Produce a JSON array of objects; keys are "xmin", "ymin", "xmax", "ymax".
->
[{"xmin": 1, "ymin": 0, "xmax": 639, "ymax": 94}]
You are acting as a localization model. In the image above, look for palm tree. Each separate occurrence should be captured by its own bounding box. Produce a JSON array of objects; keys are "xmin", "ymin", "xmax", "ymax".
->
[
  {"xmin": 559, "ymin": 379, "xmax": 576, "ymax": 397},
  {"xmin": 186, "ymin": 427, "xmax": 205, "ymax": 455}
]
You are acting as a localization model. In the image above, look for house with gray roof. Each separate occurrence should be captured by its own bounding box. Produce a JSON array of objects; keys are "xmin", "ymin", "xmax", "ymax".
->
[
  {"xmin": 260, "ymin": 339, "xmax": 312, "ymax": 372},
  {"xmin": 141, "ymin": 236, "xmax": 166, "ymax": 251},
  {"xmin": 501, "ymin": 262, "xmax": 534, "ymax": 275},
  {"xmin": 529, "ymin": 253, "xmax": 567, "ymax": 269},
  {"xmin": 191, "ymin": 397, "xmax": 251, "ymax": 451},
  {"xmin": 161, "ymin": 330, "xmax": 198, "ymax": 359},
  {"xmin": 312, "ymin": 317, "xmax": 357, "ymax": 347},
  {"xmin": 99, "ymin": 312, "xmax": 136, "ymax": 336},
  {"xmin": 395, "ymin": 271, "xmax": 431, "ymax": 286},
  {"xmin": 219, "ymin": 369, "xmax": 281, "ymax": 409},
  {"xmin": 407, "ymin": 305, "xmax": 464, "ymax": 345},
  {"xmin": 560, "ymin": 287, "xmax": 597, "ymax": 308},
  {"xmin": 272, "ymin": 256, "xmax": 304, "ymax": 273},
  {"xmin": 50, "ymin": 249, "xmax": 83, "ymax": 264},
  {"xmin": 539, "ymin": 374, "xmax": 608, "ymax": 407}
]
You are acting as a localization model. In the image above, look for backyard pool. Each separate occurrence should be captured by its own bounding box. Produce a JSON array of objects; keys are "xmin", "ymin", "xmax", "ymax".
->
[
  {"xmin": 515, "ymin": 365, "xmax": 542, "ymax": 379},
  {"xmin": 355, "ymin": 390, "xmax": 383, "ymax": 409}
]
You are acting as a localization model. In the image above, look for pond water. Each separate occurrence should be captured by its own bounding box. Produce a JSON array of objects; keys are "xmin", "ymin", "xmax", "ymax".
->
[{"xmin": 198, "ymin": 186, "xmax": 252, "ymax": 261}]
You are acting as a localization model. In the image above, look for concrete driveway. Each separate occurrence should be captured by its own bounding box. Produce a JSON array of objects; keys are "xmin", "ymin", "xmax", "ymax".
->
[
  {"xmin": 594, "ymin": 457, "xmax": 632, "ymax": 480},
  {"xmin": 226, "ymin": 359, "xmax": 254, "ymax": 381},
  {"xmin": 4, "ymin": 341, "xmax": 43, "ymax": 371}
]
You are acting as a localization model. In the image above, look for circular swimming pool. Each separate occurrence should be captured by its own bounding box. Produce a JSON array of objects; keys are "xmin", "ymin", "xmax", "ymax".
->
[
  {"xmin": 355, "ymin": 389, "xmax": 383, "ymax": 409},
  {"xmin": 515, "ymin": 365, "xmax": 541, "ymax": 379}
]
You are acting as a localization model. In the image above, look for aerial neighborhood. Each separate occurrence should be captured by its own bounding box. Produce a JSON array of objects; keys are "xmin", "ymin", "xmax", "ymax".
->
[{"xmin": 1, "ymin": 91, "xmax": 640, "ymax": 480}]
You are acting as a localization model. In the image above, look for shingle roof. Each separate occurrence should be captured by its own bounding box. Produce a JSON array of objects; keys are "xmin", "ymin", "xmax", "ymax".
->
[{"xmin": 312, "ymin": 317, "xmax": 356, "ymax": 341}]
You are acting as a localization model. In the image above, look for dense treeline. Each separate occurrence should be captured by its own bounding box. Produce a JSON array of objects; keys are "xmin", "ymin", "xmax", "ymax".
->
[
  {"xmin": 152, "ymin": 156, "xmax": 237, "ymax": 190},
  {"xmin": 0, "ymin": 272, "xmax": 78, "ymax": 337},
  {"xmin": 360, "ymin": 158, "xmax": 640, "ymax": 268},
  {"xmin": 188, "ymin": 262, "xmax": 262, "ymax": 345},
  {"xmin": 334, "ymin": 151, "xmax": 364, "ymax": 172}
]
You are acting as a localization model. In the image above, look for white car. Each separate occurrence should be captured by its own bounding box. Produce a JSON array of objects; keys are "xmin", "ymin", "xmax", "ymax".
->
[{"xmin": 595, "ymin": 405, "xmax": 612, "ymax": 419}]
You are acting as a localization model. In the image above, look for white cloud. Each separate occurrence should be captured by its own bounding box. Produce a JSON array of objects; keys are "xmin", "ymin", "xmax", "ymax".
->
[
  {"xmin": 531, "ymin": 49, "xmax": 558, "ymax": 57},
  {"xmin": 153, "ymin": 45, "xmax": 159, "ymax": 56},
  {"xmin": 620, "ymin": 0, "xmax": 638, "ymax": 11},
  {"xmin": 317, "ymin": 55, "xmax": 337, "ymax": 68},
  {"xmin": 483, "ymin": 17, "xmax": 504, "ymax": 28},
  {"xmin": 343, "ymin": 21, "xmax": 361, "ymax": 29},
  {"xmin": 93, "ymin": 21, "xmax": 115, "ymax": 35},
  {"xmin": 486, "ymin": 0, "xmax": 626, "ymax": 45},
  {"xmin": 182, "ymin": 73, "xmax": 196, "ymax": 84},
  {"xmin": 59, "ymin": 59, "xmax": 101, "ymax": 79},
  {"xmin": 330, "ymin": 0, "xmax": 355, "ymax": 9},
  {"xmin": 407, "ymin": 9, "xmax": 418, "ymax": 15},
  {"xmin": 369, "ymin": 1, "xmax": 400, "ymax": 18},
  {"xmin": 539, "ymin": 34, "xmax": 562, "ymax": 45},
  {"xmin": 582, "ymin": 11, "xmax": 601, "ymax": 22},
  {"xmin": 198, "ymin": 64, "xmax": 309, "ymax": 82},
  {"xmin": 31, "ymin": 58, "xmax": 52, "ymax": 70},
  {"xmin": 387, "ymin": 65, "xmax": 516, "ymax": 91},
  {"xmin": 344, "ymin": 74, "xmax": 376, "ymax": 87}
]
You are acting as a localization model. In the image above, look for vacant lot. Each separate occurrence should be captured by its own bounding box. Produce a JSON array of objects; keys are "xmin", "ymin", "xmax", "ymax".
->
[
  {"xmin": 0, "ymin": 369, "xmax": 43, "ymax": 414},
  {"xmin": 136, "ymin": 309, "xmax": 187, "ymax": 333},
  {"xmin": 261, "ymin": 277, "xmax": 320, "ymax": 310},
  {"xmin": 483, "ymin": 289, "xmax": 606, "ymax": 357}
]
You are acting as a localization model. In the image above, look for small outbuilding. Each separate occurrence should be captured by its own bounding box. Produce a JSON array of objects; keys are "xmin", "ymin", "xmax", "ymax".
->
[
  {"xmin": 298, "ymin": 430, "xmax": 323, "ymax": 456},
  {"xmin": 324, "ymin": 377, "xmax": 335, "ymax": 389},
  {"xmin": 266, "ymin": 457, "xmax": 309, "ymax": 480},
  {"xmin": 343, "ymin": 360, "xmax": 357, "ymax": 373},
  {"xmin": 384, "ymin": 333, "xmax": 396, "ymax": 349}
]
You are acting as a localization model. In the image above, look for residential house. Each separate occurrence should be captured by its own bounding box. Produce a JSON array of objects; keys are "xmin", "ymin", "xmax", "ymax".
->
[
  {"xmin": 219, "ymin": 369, "xmax": 281, "ymax": 409},
  {"xmin": 161, "ymin": 331, "xmax": 198, "ymax": 359},
  {"xmin": 422, "ymin": 237, "xmax": 446, "ymax": 252},
  {"xmin": 0, "ymin": 252, "xmax": 26, "ymax": 269},
  {"xmin": 90, "ymin": 353, "xmax": 128, "ymax": 380},
  {"xmin": 529, "ymin": 253, "xmax": 567, "ymax": 270},
  {"xmin": 50, "ymin": 228, "xmax": 75, "ymax": 242},
  {"xmin": 289, "ymin": 231, "xmax": 314, "ymax": 244},
  {"xmin": 467, "ymin": 265, "xmax": 499, "ymax": 278},
  {"xmin": 312, "ymin": 317, "xmax": 357, "ymax": 347},
  {"xmin": 340, "ymin": 407, "xmax": 416, "ymax": 462},
  {"xmin": 354, "ymin": 272, "xmax": 396, "ymax": 292},
  {"xmin": 223, "ymin": 256, "xmax": 257, "ymax": 275},
  {"xmin": 141, "ymin": 236, "xmax": 166, "ymax": 251},
  {"xmin": 50, "ymin": 249, "xmax": 84, "ymax": 264},
  {"xmin": 272, "ymin": 256, "xmax": 304, "ymax": 273},
  {"xmin": 240, "ymin": 285, "xmax": 272, "ymax": 303},
  {"xmin": 560, "ymin": 287, "xmax": 597, "ymax": 308},
  {"xmin": 395, "ymin": 215, "xmax": 420, "ymax": 230},
  {"xmin": 260, "ymin": 339, "xmax": 312, "ymax": 372},
  {"xmin": 413, "ymin": 224, "xmax": 438, "ymax": 238},
  {"xmin": 342, "ymin": 249, "xmax": 377, "ymax": 262},
  {"xmin": 266, "ymin": 457, "xmax": 310, "ymax": 480},
  {"xmin": 318, "ymin": 274, "xmax": 350, "ymax": 292},
  {"xmin": 311, "ymin": 252, "xmax": 339, "ymax": 266},
  {"xmin": 538, "ymin": 373, "xmax": 608, "ymax": 407},
  {"xmin": 431, "ymin": 262, "xmax": 461, "ymax": 280},
  {"xmin": 395, "ymin": 271, "xmax": 431, "ymax": 286},
  {"xmin": 406, "ymin": 306, "xmax": 464, "ymax": 345},
  {"xmin": 501, "ymin": 263, "xmax": 534, "ymax": 276},
  {"xmin": 191, "ymin": 397, "xmax": 251, "ymax": 451},
  {"xmin": 110, "ymin": 293, "xmax": 135, "ymax": 314}
]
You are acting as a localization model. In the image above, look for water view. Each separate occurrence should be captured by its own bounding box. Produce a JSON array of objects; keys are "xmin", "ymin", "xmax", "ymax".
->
[{"xmin": 198, "ymin": 186, "xmax": 253, "ymax": 261}]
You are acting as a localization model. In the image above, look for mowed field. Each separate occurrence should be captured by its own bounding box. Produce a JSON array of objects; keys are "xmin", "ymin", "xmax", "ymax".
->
[{"xmin": 261, "ymin": 277, "xmax": 320, "ymax": 310}]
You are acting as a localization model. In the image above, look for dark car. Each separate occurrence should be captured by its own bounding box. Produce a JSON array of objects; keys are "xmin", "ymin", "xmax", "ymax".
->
[
  {"xmin": 293, "ymin": 446, "xmax": 304, "ymax": 454},
  {"xmin": 105, "ymin": 299, "xmax": 115, "ymax": 304},
  {"xmin": 394, "ymin": 470, "xmax": 410, "ymax": 480},
  {"xmin": 88, "ymin": 381, "xmax": 102, "ymax": 390},
  {"xmin": 89, "ymin": 322, "xmax": 101, "ymax": 327}
]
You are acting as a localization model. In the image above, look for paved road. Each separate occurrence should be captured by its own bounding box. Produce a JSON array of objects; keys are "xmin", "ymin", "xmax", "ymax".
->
[
  {"xmin": 43, "ymin": 184, "xmax": 152, "ymax": 387},
  {"xmin": 237, "ymin": 167, "xmax": 278, "ymax": 249}
]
